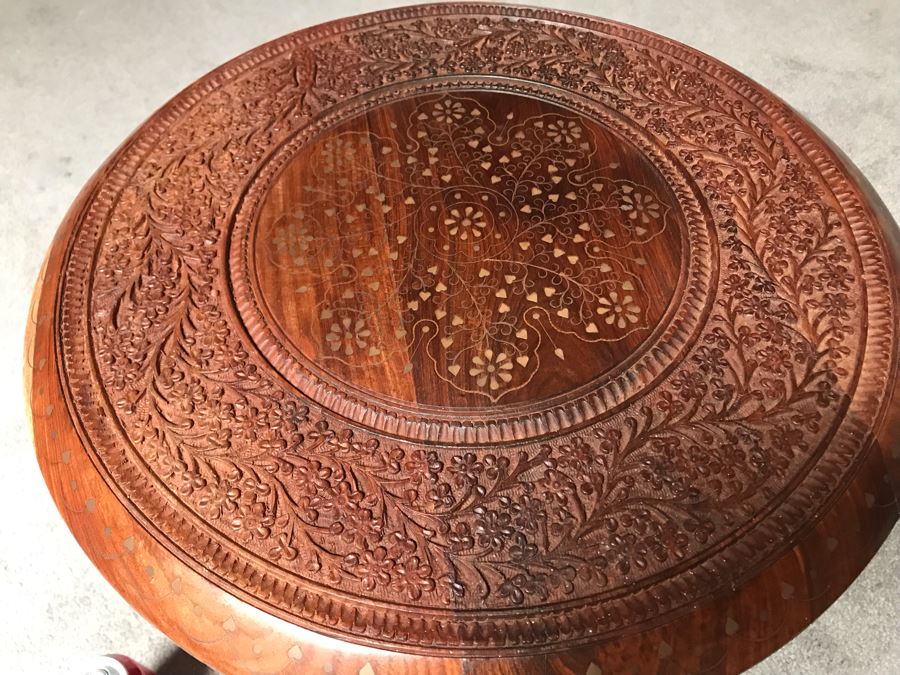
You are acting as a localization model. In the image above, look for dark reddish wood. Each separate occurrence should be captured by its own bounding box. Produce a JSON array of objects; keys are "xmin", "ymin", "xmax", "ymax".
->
[{"xmin": 28, "ymin": 4, "xmax": 899, "ymax": 674}]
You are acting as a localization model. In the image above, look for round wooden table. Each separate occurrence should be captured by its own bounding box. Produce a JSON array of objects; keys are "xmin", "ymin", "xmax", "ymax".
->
[{"xmin": 29, "ymin": 4, "xmax": 899, "ymax": 674}]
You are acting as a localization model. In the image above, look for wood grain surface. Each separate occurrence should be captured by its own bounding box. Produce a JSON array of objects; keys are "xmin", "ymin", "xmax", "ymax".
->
[{"xmin": 28, "ymin": 4, "xmax": 899, "ymax": 674}]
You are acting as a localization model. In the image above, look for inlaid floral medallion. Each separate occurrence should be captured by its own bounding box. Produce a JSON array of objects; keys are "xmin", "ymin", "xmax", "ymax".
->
[{"xmin": 251, "ymin": 91, "xmax": 683, "ymax": 407}]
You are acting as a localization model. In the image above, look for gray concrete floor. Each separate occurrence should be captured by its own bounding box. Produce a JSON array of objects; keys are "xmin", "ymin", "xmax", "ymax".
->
[{"xmin": 1, "ymin": 1, "xmax": 897, "ymax": 673}]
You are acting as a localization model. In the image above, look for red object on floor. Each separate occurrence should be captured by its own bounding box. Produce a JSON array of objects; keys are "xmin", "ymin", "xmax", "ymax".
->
[{"xmin": 83, "ymin": 655, "xmax": 155, "ymax": 675}]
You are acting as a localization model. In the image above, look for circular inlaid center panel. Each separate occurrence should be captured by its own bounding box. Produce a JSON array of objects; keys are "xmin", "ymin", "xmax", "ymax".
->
[{"xmin": 249, "ymin": 91, "xmax": 685, "ymax": 409}]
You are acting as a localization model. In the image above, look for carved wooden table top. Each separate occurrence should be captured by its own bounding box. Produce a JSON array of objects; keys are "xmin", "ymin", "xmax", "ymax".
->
[{"xmin": 28, "ymin": 4, "xmax": 899, "ymax": 674}]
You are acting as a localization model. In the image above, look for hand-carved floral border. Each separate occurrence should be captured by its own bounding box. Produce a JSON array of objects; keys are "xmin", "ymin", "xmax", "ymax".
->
[{"xmin": 54, "ymin": 3, "xmax": 897, "ymax": 656}]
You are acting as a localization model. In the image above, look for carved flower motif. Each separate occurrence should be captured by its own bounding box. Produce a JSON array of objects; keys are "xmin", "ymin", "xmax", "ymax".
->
[
  {"xmin": 596, "ymin": 291, "xmax": 641, "ymax": 328},
  {"xmin": 268, "ymin": 399, "xmax": 309, "ymax": 435},
  {"xmin": 171, "ymin": 375, "xmax": 207, "ymax": 414},
  {"xmin": 619, "ymin": 188, "xmax": 661, "ymax": 224},
  {"xmin": 817, "ymin": 292, "xmax": 853, "ymax": 320},
  {"xmin": 469, "ymin": 349, "xmax": 513, "ymax": 390},
  {"xmin": 292, "ymin": 458, "xmax": 334, "ymax": 499},
  {"xmin": 174, "ymin": 469, "xmax": 206, "ymax": 497},
  {"xmin": 196, "ymin": 481, "xmax": 241, "ymax": 521},
  {"xmin": 449, "ymin": 451, "xmax": 483, "ymax": 488},
  {"xmin": 473, "ymin": 507, "xmax": 515, "ymax": 550},
  {"xmin": 230, "ymin": 501, "xmax": 275, "ymax": 540},
  {"xmin": 537, "ymin": 466, "xmax": 577, "ymax": 506},
  {"xmin": 671, "ymin": 369, "xmax": 708, "ymax": 401},
  {"xmin": 497, "ymin": 572, "xmax": 545, "ymax": 605},
  {"xmin": 770, "ymin": 423, "xmax": 808, "ymax": 456},
  {"xmin": 432, "ymin": 98, "xmax": 465, "ymax": 123},
  {"xmin": 556, "ymin": 437, "xmax": 605, "ymax": 496},
  {"xmin": 390, "ymin": 556, "xmax": 436, "ymax": 600},
  {"xmin": 756, "ymin": 345, "xmax": 792, "ymax": 374},
  {"xmin": 348, "ymin": 546, "xmax": 394, "ymax": 591},
  {"xmin": 333, "ymin": 503, "xmax": 383, "ymax": 546},
  {"xmin": 817, "ymin": 264, "xmax": 853, "ymax": 291},
  {"xmin": 384, "ymin": 530, "xmax": 417, "ymax": 559},
  {"xmin": 546, "ymin": 119, "xmax": 582, "ymax": 144},
  {"xmin": 426, "ymin": 482, "xmax": 454, "ymax": 509},
  {"xmin": 444, "ymin": 206, "xmax": 487, "ymax": 240},
  {"xmin": 501, "ymin": 493, "xmax": 547, "ymax": 533},
  {"xmin": 691, "ymin": 345, "xmax": 728, "ymax": 377},
  {"xmin": 325, "ymin": 317, "xmax": 371, "ymax": 356}
]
